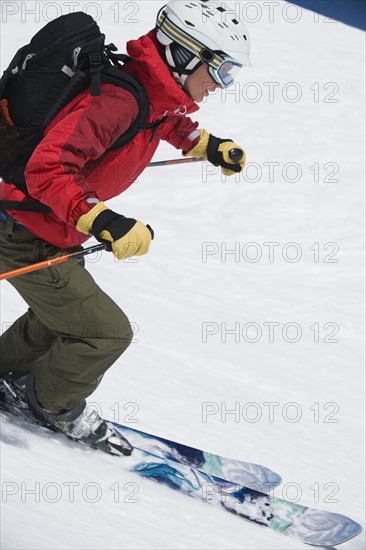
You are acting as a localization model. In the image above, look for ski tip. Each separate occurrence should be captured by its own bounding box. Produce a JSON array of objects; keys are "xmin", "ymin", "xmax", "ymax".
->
[{"xmin": 287, "ymin": 509, "xmax": 363, "ymax": 546}]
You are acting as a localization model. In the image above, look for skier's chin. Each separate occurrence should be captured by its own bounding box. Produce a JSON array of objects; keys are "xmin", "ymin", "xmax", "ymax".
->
[{"xmin": 195, "ymin": 90, "xmax": 209, "ymax": 103}]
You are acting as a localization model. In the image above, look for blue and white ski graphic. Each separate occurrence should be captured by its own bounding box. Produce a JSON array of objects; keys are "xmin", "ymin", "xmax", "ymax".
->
[{"xmin": 113, "ymin": 422, "xmax": 281, "ymax": 492}]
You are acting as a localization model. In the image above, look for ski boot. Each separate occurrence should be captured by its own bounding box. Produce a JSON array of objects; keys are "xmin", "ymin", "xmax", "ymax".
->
[{"xmin": 25, "ymin": 372, "xmax": 133, "ymax": 456}]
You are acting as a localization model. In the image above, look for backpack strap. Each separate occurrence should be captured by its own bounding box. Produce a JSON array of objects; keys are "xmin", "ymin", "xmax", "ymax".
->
[
  {"xmin": 96, "ymin": 65, "xmax": 151, "ymax": 150},
  {"xmin": 0, "ymin": 200, "xmax": 51, "ymax": 213},
  {"xmin": 42, "ymin": 69, "xmax": 91, "ymax": 130}
]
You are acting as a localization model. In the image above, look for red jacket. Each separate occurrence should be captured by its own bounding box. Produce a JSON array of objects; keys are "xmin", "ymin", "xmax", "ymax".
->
[{"xmin": 0, "ymin": 30, "xmax": 200, "ymax": 248}]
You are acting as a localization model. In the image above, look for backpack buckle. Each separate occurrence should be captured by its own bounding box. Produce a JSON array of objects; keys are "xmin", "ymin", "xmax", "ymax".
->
[{"xmin": 89, "ymin": 53, "xmax": 101, "ymax": 67}]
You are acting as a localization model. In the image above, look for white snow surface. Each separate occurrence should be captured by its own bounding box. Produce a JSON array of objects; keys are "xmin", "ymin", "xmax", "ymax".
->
[{"xmin": 0, "ymin": 2, "xmax": 365, "ymax": 549}]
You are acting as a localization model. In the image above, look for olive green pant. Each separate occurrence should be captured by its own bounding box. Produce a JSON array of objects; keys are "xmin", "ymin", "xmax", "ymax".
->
[{"xmin": 0, "ymin": 215, "xmax": 133, "ymax": 412}]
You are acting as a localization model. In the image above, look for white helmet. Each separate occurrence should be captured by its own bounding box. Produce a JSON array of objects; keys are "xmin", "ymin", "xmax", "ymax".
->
[{"xmin": 156, "ymin": 0, "xmax": 251, "ymax": 87}]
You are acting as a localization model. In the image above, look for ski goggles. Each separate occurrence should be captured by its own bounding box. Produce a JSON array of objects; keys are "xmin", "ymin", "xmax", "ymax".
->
[
  {"xmin": 200, "ymin": 50, "xmax": 243, "ymax": 89},
  {"xmin": 211, "ymin": 60, "xmax": 243, "ymax": 88}
]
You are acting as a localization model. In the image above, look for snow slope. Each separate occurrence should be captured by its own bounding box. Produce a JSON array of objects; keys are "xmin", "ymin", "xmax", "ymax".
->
[{"xmin": 0, "ymin": 1, "xmax": 365, "ymax": 549}]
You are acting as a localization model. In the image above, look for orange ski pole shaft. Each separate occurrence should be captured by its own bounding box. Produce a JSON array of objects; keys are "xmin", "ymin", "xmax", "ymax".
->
[{"xmin": 0, "ymin": 243, "xmax": 106, "ymax": 281}]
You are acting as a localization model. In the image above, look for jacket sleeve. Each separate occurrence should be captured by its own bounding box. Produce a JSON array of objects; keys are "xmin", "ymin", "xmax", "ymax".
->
[
  {"xmin": 159, "ymin": 114, "xmax": 200, "ymax": 152},
  {"xmin": 24, "ymin": 84, "xmax": 139, "ymax": 225}
]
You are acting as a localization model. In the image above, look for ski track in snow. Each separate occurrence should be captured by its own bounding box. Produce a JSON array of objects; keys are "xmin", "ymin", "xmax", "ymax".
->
[{"xmin": 0, "ymin": 2, "xmax": 365, "ymax": 549}]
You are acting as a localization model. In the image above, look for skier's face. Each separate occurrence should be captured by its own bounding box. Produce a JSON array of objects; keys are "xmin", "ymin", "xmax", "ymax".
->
[{"xmin": 183, "ymin": 64, "xmax": 223, "ymax": 102}]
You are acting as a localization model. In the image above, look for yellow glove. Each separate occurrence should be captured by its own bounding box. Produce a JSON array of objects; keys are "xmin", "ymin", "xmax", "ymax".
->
[
  {"xmin": 184, "ymin": 129, "xmax": 246, "ymax": 176},
  {"xmin": 76, "ymin": 202, "xmax": 152, "ymax": 260}
]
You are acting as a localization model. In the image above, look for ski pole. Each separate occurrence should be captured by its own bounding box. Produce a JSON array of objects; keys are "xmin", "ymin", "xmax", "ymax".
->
[
  {"xmin": 148, "ymin": 148, "xmax": 243, "ymax": 168},
  {"xmin": 0, "ymin": 223, "xmax": 155, "ymax": 281},
  {"xmin": 0, "ymin": 243, "xmax": 106, "ymax": 281},
  {"xmin": 148, "ymin": 157, "xmax": 203, "ymax": 168}
]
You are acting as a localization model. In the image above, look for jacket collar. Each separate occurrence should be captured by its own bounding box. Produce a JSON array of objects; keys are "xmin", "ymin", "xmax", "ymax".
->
[{"xmin": 124, "ymin": 30, "xmax": 200, "ymax": 118}]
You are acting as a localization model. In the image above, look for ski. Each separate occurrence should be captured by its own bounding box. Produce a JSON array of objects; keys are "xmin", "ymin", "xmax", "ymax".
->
[
  {"xmin": 124, "ymin": 449, "xmax": 361, "ymax": 547},
  {"xmin": 1, "ymin": 405, "xmax": 362, "ymax": 546},
  {"xmin": 112, "ymin": 422, "xmax": 281, "ymax": 491}
]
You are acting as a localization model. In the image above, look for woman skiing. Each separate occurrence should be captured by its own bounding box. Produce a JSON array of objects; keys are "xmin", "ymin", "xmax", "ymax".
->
[{"xmin": 0, "ymin": 1, "xmax": 251, "ymax": 454}]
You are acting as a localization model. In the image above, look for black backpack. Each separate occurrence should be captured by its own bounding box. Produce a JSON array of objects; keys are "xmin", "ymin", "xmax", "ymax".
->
[{"xmin": 0, "ymin": 12, "xmax": 156, "ymax": 213}]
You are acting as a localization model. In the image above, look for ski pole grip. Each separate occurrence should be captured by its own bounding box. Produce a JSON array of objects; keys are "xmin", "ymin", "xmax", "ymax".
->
[{"xmin": 229, "ymin": 148, "xmax": 244, "ymax": 162}]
